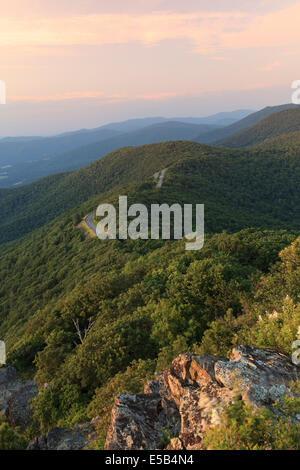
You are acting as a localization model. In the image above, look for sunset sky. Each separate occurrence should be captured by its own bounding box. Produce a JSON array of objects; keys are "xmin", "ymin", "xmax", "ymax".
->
[{"xmin": 0, "ymin": 0, "xmax": 300, "ymax": 135}]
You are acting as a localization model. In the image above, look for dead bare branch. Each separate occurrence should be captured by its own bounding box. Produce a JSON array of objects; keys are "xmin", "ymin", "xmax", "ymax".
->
[{"xmin": 72, "ymin": 318, "xmax": 95, "ymax": 344}]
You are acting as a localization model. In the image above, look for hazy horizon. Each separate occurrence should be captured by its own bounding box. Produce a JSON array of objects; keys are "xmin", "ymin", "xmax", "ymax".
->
[
  {"xmin": 0, "ymin": 0, "xmax": 299, "ymax": 136},
  {"xmin": 0, "ymin": 106, "xmax": 257, "ymax": 138}
]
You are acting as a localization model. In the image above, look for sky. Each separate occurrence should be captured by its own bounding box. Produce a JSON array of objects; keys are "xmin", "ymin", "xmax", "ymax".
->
[{"xmin": 0, "ymin": 0, "xmax": 300, "ymax": 135}]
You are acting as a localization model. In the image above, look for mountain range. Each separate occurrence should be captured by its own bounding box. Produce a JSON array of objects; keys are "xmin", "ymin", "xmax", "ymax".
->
[
  {"xmin": 0, "ymin": 110, "xmax": 252, "ymax": 188},
  {"xmin": 2, "ymin": 104, "xmax": 300, "ymax": 189},
  {"xmin": 0, "ymin": 101, "xmax": 300, "ymax": 450},
  {"xmin": 218, "ymin": 107, "xmax": 300, "ymax": 148}
]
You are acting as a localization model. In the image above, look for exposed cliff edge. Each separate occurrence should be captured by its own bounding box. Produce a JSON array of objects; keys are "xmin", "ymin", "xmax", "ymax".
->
[
  {"xmin": 0, "ymin": 366, "xmax": 38, "ymax": 432},
  {"xmin": 1, "ymin": 346, "xmax": 298, "ymax": 450},
  {"xmin": 105, "ymin": 346, "xmax": 299, "ymax": 450}
]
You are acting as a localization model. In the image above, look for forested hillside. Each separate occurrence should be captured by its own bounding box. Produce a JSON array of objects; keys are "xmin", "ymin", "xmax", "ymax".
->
[
  {"xmin": 0, "ymin": 135, "xmax": 299, "ymax": 449},
  {"xmin": 1, "ymin": 139, "xmax": 300, "ymax": 246},
  {"xmin": 0, "ymin": 141, "xmax": 208, "ymax": 244},
  {"xmin": 254, "ymin": 129, "xmax": 300, "ymax": 151},
  {"xmin": 219, "ymin": 107, "xmax": 300, "ymax": 148},
  {"xmin": 0, "ymin": 219, "xmax": 299, "ymax": 447},
  {"xmin": 195, "ymin": 103, "xmax": 298, "ymax": 144}
]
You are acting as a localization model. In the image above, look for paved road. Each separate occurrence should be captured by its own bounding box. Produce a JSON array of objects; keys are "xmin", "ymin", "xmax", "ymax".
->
[
  {"xmin": 157, "ymin": 168, "xmax": 167, "ymax": 188},
  {"xmin": 85, "ymin": 167, "xmax": 167, "ymax": 236},
  {"xmin": 85, "ymin": 213, "xmax": 97, "ymax": 234}
]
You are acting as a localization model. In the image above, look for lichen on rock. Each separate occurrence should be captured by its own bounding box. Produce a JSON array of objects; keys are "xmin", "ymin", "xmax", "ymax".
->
[{"xmin": 105, "ymin": 346, "xmax": 299, "ymax": 450}]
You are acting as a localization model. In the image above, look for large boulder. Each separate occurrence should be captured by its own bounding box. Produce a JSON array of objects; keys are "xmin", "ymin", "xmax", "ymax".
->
[
  {"xmin": 0, "ymin": 366, "xmax": 22, "ymax": 414},
  {"xmin": 215, "ymin": 345, "xmax": 298, "ymax": 407},
  {"xmin": 27, "ymin": 423, "xmax": 95, "ymax": 450},
  {"xmin": 105, "ymin": 347, "xmax": 299, "ymax": 450},
  {"xmin": 0, "ymin": 366, "xmax": 37, "ymax": 432},
  {"xmin": 105, "ymin": 391, "xmax": 180, "ymax": 450},
  {"xmin": 5, "ymin": 383, "xmax": 38, "ymax": 432}
]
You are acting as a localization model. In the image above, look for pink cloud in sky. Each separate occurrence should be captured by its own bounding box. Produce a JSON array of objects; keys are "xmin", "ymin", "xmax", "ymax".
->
[
  {"xmin": 1, "ymin": 1, "xmax": 297, "ymax": 17},
  {"xmin": 8, "ymin": 91, "xmax": 182, "ymax": 103},
  {"xmin": 0, "ymin": 3, "xmax": 299, "ymax": 54},
  {"xmin": 1, "ymin": 1, "xmax": 299, "ymax": 134},
  {"xmin": 259, "ymin": 61, "xmax": 282, "ymax": 72},
  {"xmin": 8, "ymin": 91, "xmax": 105, "ymax": 102},
  {"xmin": 0, "ymin": 11, "xmax": 248, "ymax": 52}
]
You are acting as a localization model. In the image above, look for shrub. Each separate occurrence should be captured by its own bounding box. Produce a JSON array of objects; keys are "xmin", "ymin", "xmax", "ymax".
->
[
  {"xmin": 31, "ymin": 384, "xmax": 88, "ymax": 434},
  {"xmin": 203, "ymin": 386, "xmax": 300, "ymax": 450},
  {"xmin": 0, "ymin": 420, "xmax": 28, "ymax": 450},
  {"xmin": 87, "ymin": 359, "xmax": 155, "ymax": 449}
]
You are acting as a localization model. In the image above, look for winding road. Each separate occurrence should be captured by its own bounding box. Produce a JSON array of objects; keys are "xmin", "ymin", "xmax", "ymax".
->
[
  {"xmin": 85, "ymin": 213, "xmax": 97, "ymax": 234},
  {"xmin": 153, "ymin": 168, "xmax": 167, "ymax": 188},
  {"xmin": 84, "ymin": 168, "xmax": 167, "ymax": 236}
]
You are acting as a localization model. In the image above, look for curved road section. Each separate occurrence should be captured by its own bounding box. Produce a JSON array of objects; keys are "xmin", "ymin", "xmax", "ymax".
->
[
  {"xmin": 85, "ymin": 168, "xmax": 167, "ymax": 236},
  {"xmin": 85, "ymin": 213, "xmax": 97, "ymax": 234},
  {"xmin": 153, "ymin": 168, "xmax": 167, "ymax": 188}
]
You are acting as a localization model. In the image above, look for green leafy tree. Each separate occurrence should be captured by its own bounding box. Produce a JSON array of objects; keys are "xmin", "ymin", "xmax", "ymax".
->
[{"xmin": 0, "ymin": 421, "xmax": 28, "ymax": 450}]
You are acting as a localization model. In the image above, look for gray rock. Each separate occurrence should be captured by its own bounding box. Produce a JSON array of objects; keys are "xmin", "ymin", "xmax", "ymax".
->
[
  {"xmin": 215, "ymin": 345, "xmax": 298, "ymax": 407},
  {"xmin": 27, "ymin": 423, "xmax": 94, "ymax": 450},
  {"xmin": 5, "ymin": 383, "xmax": 38, "ymax": 432},
  {"xmin": 0, "ymin": 366, "xmax": 21, "ymax": 414},
  {"xmin": 105, "ymin": 346, "xmax": 299, "ymax": 450},
  {"xmin": 0, "ymin": 366, "xmax": 37, "ymax": 425},
  {"xmin": 105, "ymin": 393, "xmax": 180, "ymax": 450}
]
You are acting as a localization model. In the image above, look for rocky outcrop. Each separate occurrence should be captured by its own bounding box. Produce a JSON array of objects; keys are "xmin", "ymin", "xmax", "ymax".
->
[
  {"xmin": 105, "ymin": 346, "xmax": 299, "ymax": 450},
  {"xmin": 27, "ymin": 423, "xmax": 95, "ymax": 450},
  {"xmin": 0, "ymin": 366, "xmax": 37, "ymax": 431},
  {"xmin": 105, "ymin": 391, "xmax": 180, "ymax": 450},
  {"xmin": 0, "ymin": 367, "xmax": 22, "ymax": 414},
  {"xmin": 215, "ymin": 345, "xmax": 297, "ymax": 407},
  {"xmin": 5, "ymin": 383, "xmax": 38, "ymax": 432}
]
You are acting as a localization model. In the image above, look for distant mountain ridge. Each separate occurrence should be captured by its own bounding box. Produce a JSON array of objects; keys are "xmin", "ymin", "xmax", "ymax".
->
[
  {"xmin": 0, "ymin": 105, "xmax": 297, "ymax": 189},
  {"xmin": 102, "ymin": 109, "xmax": 252, "ymax": 131},
  {"xmin": 0, "ymin": 110, "xmax": 252, "ymax": 188},
  {"xmin": 0, "ymin": 109, "xmax": 252, "ymax": 141},
  {"xmin": 219, "ymin": 107, "xmax": 300, "ymax": 148},
  {"xmin": 196, "ymin": 103, "xmax": 298, "ymax": 144},
  {"xmin": 0, "ymin": 121, "xmax": 221, "ymax": 188}
]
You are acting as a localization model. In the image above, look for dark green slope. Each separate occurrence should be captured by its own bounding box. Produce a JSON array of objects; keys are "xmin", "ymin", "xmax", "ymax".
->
[
  {"xmin": 219, "ymin": 107, "xmax": 300, "ymax": 148},
  {"xmin": 0, "ymin": 141, "xmax": 211, "ymax": 244},
  {"xmin": 254, "ymin": 129, "xmax": 300, "ymax": 152},
  {"xmin": 1, "ymin": 139, "xmax": 300, "ymax": 246},
  {"xmin": 2, "ymin": 136, "xmax": 300, "ymax": 300},
  {"xmin": 196, "ymin": 103, "xmax": 298, "ymax": 144},
  {"xmin": 1, "ymin": 147, "xmax": 299, "ymax": 344}
]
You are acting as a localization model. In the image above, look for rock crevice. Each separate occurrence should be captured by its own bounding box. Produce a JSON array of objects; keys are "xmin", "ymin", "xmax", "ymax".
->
[{"xmin": 105, "ymin": 346, "xmax": 299, "ymax": 450}]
